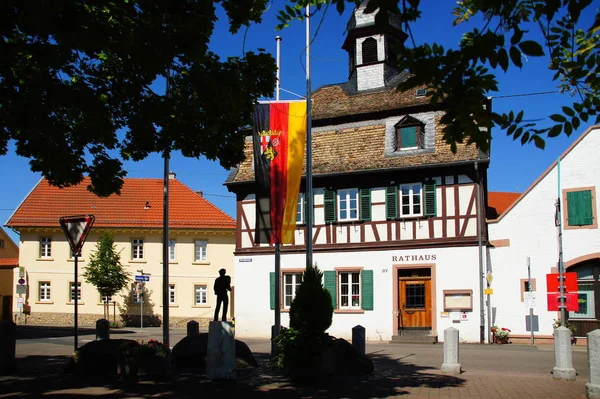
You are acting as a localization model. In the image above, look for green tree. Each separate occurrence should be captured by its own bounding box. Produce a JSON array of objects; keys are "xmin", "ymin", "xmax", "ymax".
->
[
  {"xmin": 83, "ymin": 232, "xmax": 130, "ymax": 319},
  {"xmin": 278, "ymin": 0, "xmax": 600, "ymax": 152},
  {"xmin": 1, "ymin": 0, "xmax": 276, "ymax": 196}
]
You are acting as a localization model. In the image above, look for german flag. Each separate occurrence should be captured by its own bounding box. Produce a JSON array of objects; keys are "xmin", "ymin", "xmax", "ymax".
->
[{"xmin": 253, "ymin": 101, "xmax": 307, "ymax": 244}]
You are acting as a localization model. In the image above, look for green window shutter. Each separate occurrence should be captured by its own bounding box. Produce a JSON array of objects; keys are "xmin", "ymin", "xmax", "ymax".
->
[
  {"xmin": 361, "ymin": 269, "xmax": 374, "ymax": 310},
  {"xmin": 385, "ymin": 186, "xmax": 398, "ymax": 219},
  {"xmin": 323, "ymin": 270, "xmax": 337, "ymax": 309},
  {"xmin": 269, "ymin": 272, "xmax": 275, "ymax": 310},
  {"xmin": 424, "ymin": 182, "xmax": 437, "ymax": 216},
  {"xmin": 360, "ymin": 188, "xmax": 371, "ymax": 221},
  {"xmin": 324, "ymin": 189, "xmax": 337, "ymax": 223},
  {"xmin": 567, "ymin": 190, "xmax": 593, "ymax": 226},
  {"xmin": 401, "ymin": 126, "xmax": 418, "ymax": 148}
]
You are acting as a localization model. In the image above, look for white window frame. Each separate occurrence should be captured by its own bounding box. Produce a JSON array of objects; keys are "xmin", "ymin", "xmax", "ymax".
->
[
  {"xmin": 194, "ymin": 285, "xmax": 207, "ymax": 305},
  {"xmin": 101, "ymin": 294, "xmax": 113, "ymax": 303},
  {"xmin": 296, "ymin": 193, "xmax": 305, "ymax": 224},
  {"xmin": 339, "ymin": 271, "xmax": 361, "ymax": 309},
  {"xmin": 283, "ymin": 272, "xmax": 304, "ymax": 309},
  {"xmin": 39, "ymin": 281, "xmax": 51, "ymax": 302},
  {"xmin": 337, "ymin": 188, "xmax": 359, "ymax": 222},
  {"xmin": 169, "ymin": 284, "xmax": 176, "ymax": 305},
  {"xmin": 131, "ymin": 239, "xmax": 144, "ymax": 260},
  {"xmin": 40, "ymin": 237, "xmax": 52, "ymax": 258},
  {"xmin": 194, "ymin": 240, "xmax": 207, "ymax": 262},
  {"xmin": 168, "ymin": 239, "xmax": 176, "ymax": 261},
  {"xmin": 70, "ymin": 282, "xmax": 82, "ymax": 303},
  {"xmin": 399, "ymin": 183, "xmax": 423, "ymax": 217}
]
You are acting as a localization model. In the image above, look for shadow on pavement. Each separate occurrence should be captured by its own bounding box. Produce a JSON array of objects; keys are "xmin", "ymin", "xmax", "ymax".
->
[
  {"xmin": 16, "ymin": 325, "xmax": 135, "ymax": 340},
  {"xmin": 0, "ymin": 350, "xmax": 465, "ymax": 398}
]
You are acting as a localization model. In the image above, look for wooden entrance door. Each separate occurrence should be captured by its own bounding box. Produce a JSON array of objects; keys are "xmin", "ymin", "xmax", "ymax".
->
[{"xmin": 399, "ymin": 279, "xmax": 432, "ymax": 329}]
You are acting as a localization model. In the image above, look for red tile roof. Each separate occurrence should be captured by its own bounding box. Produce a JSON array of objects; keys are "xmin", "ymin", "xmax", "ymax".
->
[
  {"xmin": 0, "ymin": 258, "xmax": 18, "ymax": 267},
  {"xmin": 6, "ymin": 178, "xmax": 235, "ymax": 230},
  {"xmin": 488, "ymin": 192, "xmax": 521, "ymax": 217}
]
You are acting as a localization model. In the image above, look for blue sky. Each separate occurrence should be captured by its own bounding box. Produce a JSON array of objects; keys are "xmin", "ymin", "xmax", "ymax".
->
[{"xmin": 1, "ymin": 0, "xmax": 596, "ymax": 245}]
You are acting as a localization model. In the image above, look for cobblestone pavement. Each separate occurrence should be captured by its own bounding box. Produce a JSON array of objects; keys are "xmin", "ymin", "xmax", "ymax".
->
[{"xmin": 0, "ymin": 326, "xmax": 590, "ymax": 398}]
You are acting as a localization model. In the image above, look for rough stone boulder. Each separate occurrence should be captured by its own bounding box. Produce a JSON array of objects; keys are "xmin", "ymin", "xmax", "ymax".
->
[
  {"xmin": 334, "ymin": 338, "xmax": 373, "ymax": 375},
  {"xmin": 171, "ymin": 333, "xmax": 257, "ymax": 369},
  {"xmin": 67, "ymin": 339, "xmax": 138, "ymax": 375}
]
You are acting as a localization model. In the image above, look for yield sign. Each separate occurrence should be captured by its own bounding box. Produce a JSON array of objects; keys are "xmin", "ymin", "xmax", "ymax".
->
[{"xmin": 59, "ymin": 215, "xmax": 95, "ymax": 256}]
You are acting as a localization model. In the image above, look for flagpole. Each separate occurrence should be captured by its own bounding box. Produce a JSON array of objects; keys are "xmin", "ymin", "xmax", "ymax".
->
[
  {"xmin": 305, "ymin": 4, "xmax": 314, "ymax": 269},
  {"xmin": 273, "ymin": 36, "xmax": 283, "ymax": 343}
]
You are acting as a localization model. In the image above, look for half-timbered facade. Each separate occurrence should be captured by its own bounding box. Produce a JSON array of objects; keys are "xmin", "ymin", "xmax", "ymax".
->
[{"xmin": 225, "ymin": 1, "xmax": 491, "ymax": 342}]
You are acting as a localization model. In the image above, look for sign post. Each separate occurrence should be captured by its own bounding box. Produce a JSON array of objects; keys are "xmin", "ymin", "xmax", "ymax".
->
[
  {"xmin": 59, "ymin": 215, "xmax": 95, "ymax": 352},
  {"xmin": 136, "ymin": 270, "xmax": 151, "ymax": 329}
]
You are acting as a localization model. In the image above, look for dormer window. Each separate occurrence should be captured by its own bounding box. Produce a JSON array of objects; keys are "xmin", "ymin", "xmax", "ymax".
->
[
  {"xmin": 394, "ymin": 116, "xmax": 424, "ymax": 150},
  {"xmin": 361, "ymin": 37, "xmax": 378, "ymax": 64}
]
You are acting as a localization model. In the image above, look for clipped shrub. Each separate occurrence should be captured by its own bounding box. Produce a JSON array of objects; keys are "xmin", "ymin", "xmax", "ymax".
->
[{"xmin": 289, "ymin": 263, "xmax": 333, "ymax": 334}]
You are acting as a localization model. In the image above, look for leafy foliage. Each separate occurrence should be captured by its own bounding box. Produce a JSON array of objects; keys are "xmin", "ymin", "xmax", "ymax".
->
[
  {"xmin": 289, "ymin": 263, "xmax": 333, "ymax": 334},
  {"xmin": 277, "ymin": 0, "xmax": 600, "ymax": 152},
  {"xmin": 83, "ymin": 232, "xmax": 130, "ymax": 318},
  {"xmin": 1, "ymin": 0, "xmax": 277, "ymax": 196},
  {"xmin": 274, "ymin": 263, "xmax": 335, "ymax": 375}
]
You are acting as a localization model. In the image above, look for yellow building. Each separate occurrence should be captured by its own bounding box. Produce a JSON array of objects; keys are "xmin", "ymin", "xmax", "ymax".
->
[
  {"xmin": 0, "ymin": 227, "xmax": 19, "ymax": 321},
  {"xmin": 6, "ymin": 174, "xmax": 235, "ymax": 327}
]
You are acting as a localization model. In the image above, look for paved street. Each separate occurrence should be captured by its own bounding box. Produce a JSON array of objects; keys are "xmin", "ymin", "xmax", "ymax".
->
[{"xmin": 1, "ymin": 325, "xmax": 592, "ymax": 398}]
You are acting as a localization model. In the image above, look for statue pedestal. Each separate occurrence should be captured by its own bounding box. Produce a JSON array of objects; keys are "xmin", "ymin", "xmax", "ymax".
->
[{"xmin": 206, "ymin": 321, "xmax": 236, "ymax": 380}]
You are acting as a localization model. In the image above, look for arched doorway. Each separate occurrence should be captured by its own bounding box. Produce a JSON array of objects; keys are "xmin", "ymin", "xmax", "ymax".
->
[{"xmin": 566, "ymin": 258, "xmax": 600, "ymax": 336}]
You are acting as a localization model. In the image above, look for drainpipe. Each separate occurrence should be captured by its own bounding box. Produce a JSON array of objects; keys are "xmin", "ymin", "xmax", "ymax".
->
[{"xmin": 475, "ymin": 161, "xmax": 485, "ymax": 344}]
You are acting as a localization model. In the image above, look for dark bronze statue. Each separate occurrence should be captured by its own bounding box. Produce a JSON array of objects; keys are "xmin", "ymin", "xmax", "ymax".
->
[{"xmin": 213, "ymin": 268, "xmax": 231, "ymax": 322}]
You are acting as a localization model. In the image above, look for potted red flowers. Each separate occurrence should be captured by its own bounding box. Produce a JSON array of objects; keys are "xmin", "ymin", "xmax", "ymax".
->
[{"xmin": 491, "ymin": 326, "xmax": 511, "ymax": 344}]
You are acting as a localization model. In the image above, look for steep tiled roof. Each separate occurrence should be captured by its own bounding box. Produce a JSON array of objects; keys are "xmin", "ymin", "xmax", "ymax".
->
[
  {"xmin": 312, "ymin": 73, "xmax": 430, "ymax": 121},
  {"xmin": 228, "ymin": 121, "xmax": 483, "ymax": 184},
  {"xmin": 487, "ymin": 192, "xmax": 520, "ymax": 219},
  {"xmin": 6, "ymin": 177, "xmax": 235, "ymax": 230},
  {"xmin": 0, "ymin": 258, "xmax": 18, "ymax": 267}
]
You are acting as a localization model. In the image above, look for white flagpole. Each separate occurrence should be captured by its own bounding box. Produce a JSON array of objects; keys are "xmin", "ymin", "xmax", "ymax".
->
[{"xmin": 305, "ymin": 4, "xmax": 314, "ymax": 269}]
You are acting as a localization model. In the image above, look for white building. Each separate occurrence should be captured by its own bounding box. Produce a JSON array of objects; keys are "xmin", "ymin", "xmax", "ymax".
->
[
  {"xmin": 488, "ymin": 125, "xmax": 600, "ymax": 344},
  {"xmin": 225, "ymin": 1, "xmax": 492, "ymax": 343}
]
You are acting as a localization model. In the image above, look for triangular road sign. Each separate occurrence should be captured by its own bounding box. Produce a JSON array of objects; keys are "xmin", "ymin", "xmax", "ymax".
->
[{"xmin": 59, "ymin": 215, "xmax": 95, "ymax": 256}]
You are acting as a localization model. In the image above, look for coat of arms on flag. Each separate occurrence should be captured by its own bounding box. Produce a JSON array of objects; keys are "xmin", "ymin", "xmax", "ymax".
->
[{"xmin": 252, "ymin": 101, "xmax": 307, "ymax": 245}]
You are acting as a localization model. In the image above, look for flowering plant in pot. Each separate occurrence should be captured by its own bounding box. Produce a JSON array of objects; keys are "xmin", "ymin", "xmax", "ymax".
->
[{"xmin": 491, "ymin": 326, "xmax": 511, "ymax": 344}]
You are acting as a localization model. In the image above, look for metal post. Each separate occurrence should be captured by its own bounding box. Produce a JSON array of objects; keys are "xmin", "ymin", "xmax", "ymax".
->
[
  {"xmin": 305, "ymin": 4, "xmax": 313, "ymax": 269},
  {"xmin": 163, "ymin": 69, "xmax": 171, "ymax": 347},
  {"xmin": 274, "ymin": 243, "xmax": 281, "ymax": 337},
  {"xmin": 475, "ymin": 161, "xmax": 485, "ymax": 344},
  {"xmin": 141, "ymin": 282, "xmax": 144, "ymax": 330},
  {"xmin": 276, "ymin": 36, "xmax": 282, "ymax": 101},
  {"xmin": 74, "ymin": 254, "xmax": 79, "ymax": 352},
  {"xmin": 527, "ymin": 257, "xmax": 534, "ymax": 345},
  {"xmin": 557, "ymin": 157, "xmax": 566, "ymax": 325}
]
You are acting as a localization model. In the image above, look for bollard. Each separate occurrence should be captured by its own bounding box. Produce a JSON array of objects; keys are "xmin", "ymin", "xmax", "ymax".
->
[
  {"xmin": 187, "ymin": 320, "xmax": 200, "ymax": 336},
  {"xmin": 352, "ymin": 325, "xmax": 366, "ymax": 355},
  {"xmin": 553, "ymin": 326, "xmax": 576, "ymax": 381},
  {"xmin": 95, "ymin": 319, "xmax": 110, "ymax": 341},
  {"xmin": 206, "ymin": 321, "xmax": 236, "ymax": 380},
  {"xmin": 441, "ymin": 327, "xmax": 461, "ymax": 375},
  {"xmin": 587, "ymin": 329, "xmax": 600, "ymax": 398},
  {"xmin": 0, "ymin": 320, "xmax": 17, "ymax": 375}
]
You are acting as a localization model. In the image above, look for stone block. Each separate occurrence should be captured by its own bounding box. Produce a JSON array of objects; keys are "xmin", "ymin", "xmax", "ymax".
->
[
  {"xmin": 587, "ymin": 329, "xmax": 600, "ymax": 398},
  {"xmin": 187, "ymin": 320, "xmax": 199, "ymax": 337},
  {"xmin": 96, "ymin": 319, "xmax": 110, "ymax": 341},
  {"xmin": 352, "ymin": 325, "xmax": 366, "ymax": 356},
  {"xmin": 553, "ymin": 326, "xmax": 576, "ymax": 381},
  {"xmin": 206, "ymin": 321, "xmax": 236, "ymax": 380},
  {"xmin": 441, "ymin": 327, "xmax": 461, "ymax": 375},
  {"xmin": 0, "ymin": 321, "xmax": 16, "ymax": 375}
]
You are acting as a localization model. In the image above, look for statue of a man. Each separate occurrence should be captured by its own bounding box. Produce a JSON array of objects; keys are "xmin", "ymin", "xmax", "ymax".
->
[{"xmin": 213, "ymin": 268, "xmax": 232, "ymax": 322}]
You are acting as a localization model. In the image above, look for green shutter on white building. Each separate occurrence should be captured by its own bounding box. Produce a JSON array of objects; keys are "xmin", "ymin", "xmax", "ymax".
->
[{"xmin": 567, "ymin": 190, "xmax": 594, "ymax": 226}]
